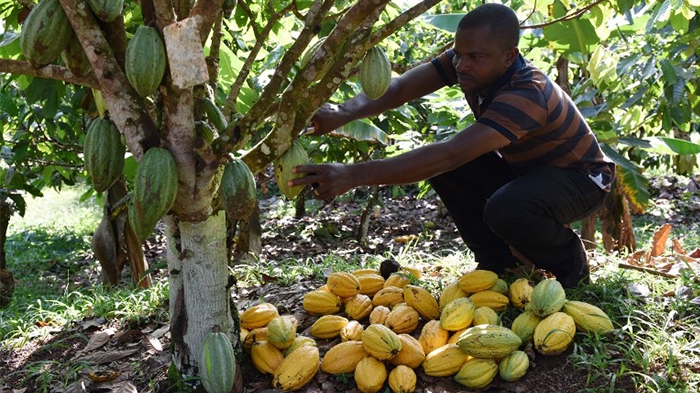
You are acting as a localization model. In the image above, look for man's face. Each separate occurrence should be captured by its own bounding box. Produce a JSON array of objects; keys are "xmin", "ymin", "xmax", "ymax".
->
[{"xmin": 452, "ymin": 25, "xmax": 518, "ymax": 96}]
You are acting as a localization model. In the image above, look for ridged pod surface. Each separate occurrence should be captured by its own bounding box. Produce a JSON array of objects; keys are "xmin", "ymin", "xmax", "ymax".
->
[
  {"xmin": 20, "ymin": 0, "xmax": 74, "ymax": 66},
  {"xmin": 388, "ymin": 365, "xmax": 417, "ymax": 393},
  {"xmin": 533, "ymin": 312, "xmax": 576, "ymax": 355},
  {"xmin": 440, "ymin": 297, "xmax": 475, "ymax": 331},
  {"xmin": 361, "ymin": 323, "xmax": 402, "ymax": 360},
  {"xmin": 470, "ymin": 290, "xmax": 510, "ymax": 312},
  {"xmin": 61, "ymin": 37, "xmax": 92, "ymax": 77},
  {"xmin": 372, "ymin": 286, "xmax": 404, "ymax": 308},
  {"xmin": 340, "ymin": 320, "xmax": 364, "ymax": 341},
  {"xmin": 403, "ymin": 285, "xmax": 440, "ymax": 320},
  {"xmin": 266, "ymin": 315, "xmax": 297, "ymax": 350},
  {"xmin": 509, "ymin": 278, "xmax": 534, "ymax": 309},
  {"xmin": 389, "ymin": 333, "xmax": 425, "ymax": 369},
  {"xmin": 273, "ymin": 346, "xmax": 319, "ymax": 391},
  {"xmin": 385, "ymin": 305, "xmax": 419, "ymax": 334},
  {"xmin": 199, "ymin": 331, "xmax": 236, "ymax": 393},
  {"xmin": 359, "ymin": 47, "xmax": 391, "ymax": 100},
  {"xmin": 274, "ymin": 141, "xmax": 310, "ymax": 199},
  {"xmin": 422, "ymin": 343, "xmax": 468, "ymax": 377},
  {"xmin": 473, "ymin": 306, "xmax": 500, "ymax": 326},
  {"xmin": 220, "ymin": 159, "xmax": 257, "ymax": 220},
  {"xmin": 457, "ymin": 324, "xmax": 522, "ymax": 359},
  {"xmin": 527, "ymin": 279, "xmax": 567, "ymax": 318},
  {"xmin": 87, "ymin": 0, "xmax": 124, "ymax": 22},
  {"xmin": 302, "ymin": 290, "xmax": 342, "ymax": 315},
  {"xmin": 240, "ymin": 302, "xmax": 279, "ymax": 330},
  {"xmin": 357, "ymin": 274, "xmax": 385, "ymax": 296},
  {"xmin": 129, "ymin": 147, "xmax": 178, "ymax": 241},
  {"xmin": 454, "ymin": 358, "xmax": 498, "ymax": 389},
  {"xmin": 125, "ymin": 26, "xmax": 166, "ymax": 97},
  {"xmin": 344, "ymin": 294, "xmax": 373, "ymax": 321},
  {"xmin": 84, "ymin": 117, "xmax": 124, "ymax": 192},
  {"xmin": 309, "ymin": 315, "xmax": 349, "ymax": 339},
  {"xmin": 354, "ymin": 356, "xmax": 387, "ymax": 393},
  {"xmin": 283, "ymin": 336, "xmax": 316, "ymax": 357},
  {"xmin": 510, "ymin": 310, "xmax": 542, "ymax": 343},
  {"xmin": 498, "ymin": 350, "xmax": 530, "ymax": 382},
  {"xmin": 458, "ymin": 270, "xmax": 499, "ymax": 293},
  {"xmin": 327, "ymin": 271, "xmax": 361, "ymax": 298},
  {"xmin": 561, "ymin": 300, "xmax": 614, "ymax": 334},
  {"xmin": 320, "ymin": 340, "xmax": 367, "ymax": 374},
  {"xmin": 251, "ymin": 341, "xmax": 284, "ymax": 375},
  {"xmin": 418, "ymin": 320, "xmax": 449, "ymax": 355},
  {"xmin": 439, "ymin": 280, "xmax": 468, "ymax": 311}
]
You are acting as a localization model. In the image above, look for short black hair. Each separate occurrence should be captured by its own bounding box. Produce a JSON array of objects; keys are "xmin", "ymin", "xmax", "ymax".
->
[{"xmin": 458, "ymin": 3, "xmax": 520, "ymax": 48}]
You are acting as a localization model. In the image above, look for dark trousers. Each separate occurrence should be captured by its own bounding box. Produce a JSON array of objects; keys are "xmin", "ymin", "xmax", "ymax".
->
[{"xmin": 428, "ymin": 152, "xmax": 607, "ymax": 277}]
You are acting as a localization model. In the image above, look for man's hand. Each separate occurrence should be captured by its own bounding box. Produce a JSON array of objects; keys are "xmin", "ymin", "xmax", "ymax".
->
[
  {"xmin": 308, "ymin": 103, "xmax": 348, "ymax": 136},
  {"xmin": 290, "ymin": 163, "xmax": 356, "ymax": 200}
]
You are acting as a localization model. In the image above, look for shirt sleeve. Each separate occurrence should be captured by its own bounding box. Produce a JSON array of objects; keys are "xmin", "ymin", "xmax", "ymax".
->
[{"xmin": 430, "ymin": 49, "xmax": 458, "ymax": 87}]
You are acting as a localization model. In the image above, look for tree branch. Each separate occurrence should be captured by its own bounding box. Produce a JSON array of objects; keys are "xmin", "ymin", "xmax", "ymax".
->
[
  {"xmin": 522, "ymin": 0, "xmax": 609, "ymax": 30},
  {"xmin": 59, "ymin": 0, "xmax": 160, "ymax": 158},
  {"xmin": 0, "ymin": 59, "xmax": 99, "ymax": 89}
]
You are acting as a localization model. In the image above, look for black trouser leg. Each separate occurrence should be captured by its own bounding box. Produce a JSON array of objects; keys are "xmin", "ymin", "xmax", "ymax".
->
[
  {"xmin": 428, "ymin": 152, "xmax": 518, "ymax": 272},
  {"xmin": 483, "ymin": 166, "xmax": 606, "ymax": 278}
]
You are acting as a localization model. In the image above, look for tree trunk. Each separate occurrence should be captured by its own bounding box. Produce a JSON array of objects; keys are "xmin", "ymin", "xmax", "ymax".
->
[{"xmin": 166, "ymin": 212, "xmax": 238, "ymax": 379}]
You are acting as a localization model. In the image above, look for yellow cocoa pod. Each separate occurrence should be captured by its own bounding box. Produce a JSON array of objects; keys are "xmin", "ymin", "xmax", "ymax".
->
[
  {"xmin": 439, "ymin": 280, "xmax": 468, "ymax": 311},
  {"xmin": 358, "ymin": 273, "xmax": 386, "ymax": 297},
  {"xmin": 266, "ymin": 315, "xmax": 298, "ymax": 350},
  {"xmin": 473, "ymin": 306, "xmax": 500, "ymax": 326},
  {"xmin": 400, "ymin": 266, "xmax": 422, "ymax": 279},
  {"xmin": 353, "ymin": 268, "xmax": 381, "ymax": 277},
  {"xmin": 454, "ymin": 358, "xmax": 498, "ymax": 389},
  {"xmin": 403, "ymin": 285, "xmax": 440, "ymax": 320},
  {"xmin": 561, "ymin": 300, "xmax": 614, "ymax": 334},
  {"xmin": 303, "ymin": 290, "xmax": 342, "ymax": 315},
  {"xmin": 508, "ymin": 278, "xmax": 534, "ymax": 309},
  {"xmin": 422, "ymin": 343, "xmax": 468, "ymax": 377},
  {"xmin": 527, "ymin": 279, "xmax": 566, "ymax": 318},
  {"xmin": 243, "ymin": 327, "xmax": 268, "ymax": 353},
  {"xmin": 418, "ymin": 320, "xmax": 449, "ymax": 355},
  {"xmin": 273, "ymin": 346, "xmax": 319, "ymax": 391},
  {"xmin": 354, "ymin": 356, "xmax": 387, "ymax": 393},
  {"xmin": 389, "ymin": 333, "xmax": 425, "ymax": 369},
  {"xmin": 361, "ymin": 324, "xmax": 402, "ymax": 360},
  {"xmin": 345, "ymin": 294, "xmax": 374, "ymax": 321},
  {"xmin": 533, "ymin": 311, "xmax": 576, "ymax": 355},
  {"xmin": 320, "ymin": 340, "xmax": 368, "ymax": 374},
  {"xmin": 369, "ymin": 305, "xmax": 391, "ymax": 325},
  {"xmin": 340, "ymin": 320, "xmax": 364, "ymax": 341},
  {"xmin": 385, "ymin": 305, "xmax": 420, "ymax": 334},
  {"xmin": 388, "ymin": 365, "xmax": 416, "ymax": 393},
  {"xmin": 251, "ymin": 341, "xmax": 284, "ymax": 375},
  {"xmin": 510, "ymin": 310, "xmax": 542, "ymax": 343},
  {"xmin": 440, "ymin": 297, "xmax": 475, "ymax": 331},
  {"xmin": 384, "ymin": 272, "xmax": 411, "ymax": 288},
  {"xmin": 240, "ymin": 302, "xmax": 279, "ymax": 330},
  {"xmin": 458, "ymin": 269, "xmax": 499, "ymax": 293},
  {"xmin": 309, "ymin": 315, "xmax": 349, "ymax": 339},
  {"xmin": 283, "ymin": 336, "xmax": 317, "ymax": 357},
  {"xmin": 469, "ymin": 290, "xmax": 510, "ymax": 312},
  {"xmin": 498, "ymin": 350, "xmax": 529, "ymax": 382},
  {"xmin": 457, "ymin": 324, "xmax": 522, "ymax": 359},
  {"xmin": 447, "ymin": 328, "xmax": 468, "ymax": 344},
  {"xmin": 372, "ymin": 286, "xmax": 405, "ymax": 308},
  {"xmin": 327, "ymin": 271, "xmax": 361, "ymax": 298}
]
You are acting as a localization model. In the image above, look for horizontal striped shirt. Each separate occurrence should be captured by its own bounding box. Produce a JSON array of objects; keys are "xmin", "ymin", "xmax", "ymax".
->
[{"xmin": 431, "ymin": 49, "xmax": 615, "ymax": 191}]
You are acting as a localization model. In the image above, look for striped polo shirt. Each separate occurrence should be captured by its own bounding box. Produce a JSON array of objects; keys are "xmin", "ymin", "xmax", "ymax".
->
[{"xmin": 431, "ymin": 49, "xmax": 615, "ymax": 191}]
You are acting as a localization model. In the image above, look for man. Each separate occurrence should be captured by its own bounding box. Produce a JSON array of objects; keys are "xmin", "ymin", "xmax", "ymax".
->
[{"xmin": 290, "ymin": 3, "xmax": 615, "ymax": 288}]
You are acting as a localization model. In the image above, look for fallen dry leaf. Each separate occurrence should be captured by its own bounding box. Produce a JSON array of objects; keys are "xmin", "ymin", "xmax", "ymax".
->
[
  {"xmin": 649, "ymin": 223, "xmax": 672, "ymax": 259},
  {"xmin": 80, "ymin": 328, "xmax": 116, "ymax": 354}
]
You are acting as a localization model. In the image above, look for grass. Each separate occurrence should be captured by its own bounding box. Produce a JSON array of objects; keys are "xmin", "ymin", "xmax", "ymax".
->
[{"xmin": 2, "ymin": 183, "xmax": 700, "ymax": 393}]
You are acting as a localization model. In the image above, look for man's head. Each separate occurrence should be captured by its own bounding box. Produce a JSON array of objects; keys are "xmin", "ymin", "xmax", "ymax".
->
[{"xmin": 452, "ymin": 4, "xmax": 521, "ymax": 95}]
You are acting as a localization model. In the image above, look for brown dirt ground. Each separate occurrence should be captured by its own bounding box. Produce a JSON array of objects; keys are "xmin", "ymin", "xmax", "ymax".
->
[{"xmin": 6, "ymin": 174, "xmax": 695, "ymax": 392}]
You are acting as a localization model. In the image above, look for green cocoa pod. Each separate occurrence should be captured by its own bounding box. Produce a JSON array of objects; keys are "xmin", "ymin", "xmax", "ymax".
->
[
  {"xmin": 84, "ymin": 117, "xmax": 125, "ymax": 192},
  {"xmin": 61, "ymin": 35, "xmax": 92, "ymax": 77},
  {"xmin": 274, "ymin": 142, "xmax": 310, "ymax": 200},
  {"xmin": 359, "ymin": 47, "xmax": 391, "ymax": 100},
  {"xmin": 20, "ymin": 0, "xmax": 74, "ymax": 66},
  {"xmin": 220, "ymin": 159, "xmax": 256, "ymax": 220},
  {"xmin": 196, "ymin": 121, "xmax": 216, "ymax": 144},
  {"xmin": 129, "ymin": 147, "xmax": 178, "ymax": 241},
  {"xmin": 199, "ymin": 98, "xmax": 228, "ymax": 133},
  {"xmin": 87, "ymin": 0, "xmax": 124, "ymax": 23},
  {"xmin": 125, "ymin": 26, "xmax": 167, "ymax": 97}
]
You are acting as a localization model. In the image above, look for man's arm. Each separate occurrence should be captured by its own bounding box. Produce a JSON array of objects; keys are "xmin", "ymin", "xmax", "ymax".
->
[
  {"xmin": 293, "ymin": 122, "xmax": 511, "ymax": 200},
  {"xmin": 311, "ymin": 61, "xmax": 448, "ymax": 134}
]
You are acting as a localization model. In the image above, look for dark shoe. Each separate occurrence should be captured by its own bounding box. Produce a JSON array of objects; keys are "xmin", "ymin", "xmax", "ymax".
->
[{"xmin": 557, "ymin": 260, "xmax": 590, "ymax": 289}]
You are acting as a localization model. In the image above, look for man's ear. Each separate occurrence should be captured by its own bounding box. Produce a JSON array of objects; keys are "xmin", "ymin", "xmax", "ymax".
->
[{"xmin": 505, "ymin": 47, "xmax": 519, "ymax": 66}]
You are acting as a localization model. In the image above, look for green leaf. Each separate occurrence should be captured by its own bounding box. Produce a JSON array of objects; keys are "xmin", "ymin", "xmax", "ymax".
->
[
  {"xmin": 601, "ymin": 144, "xmax": 642, "ymax": 172},
  {"xmin": 653, "ymin": 137, "xmax": 700, "ymax": 155},
  {"xmin": 330, "ymin": 119, "xmax": 389, "ymax": 145},
  {"xmin": 420, "ymin": 14, "xmax": 465, "ymax": 33},
  {"xmin": 542, "ymin": 1, "xmax": 599, "ymax": 55},
  {"xmin": 618, "ymin": 165, "xmax": 650, "ymax": 211}
]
